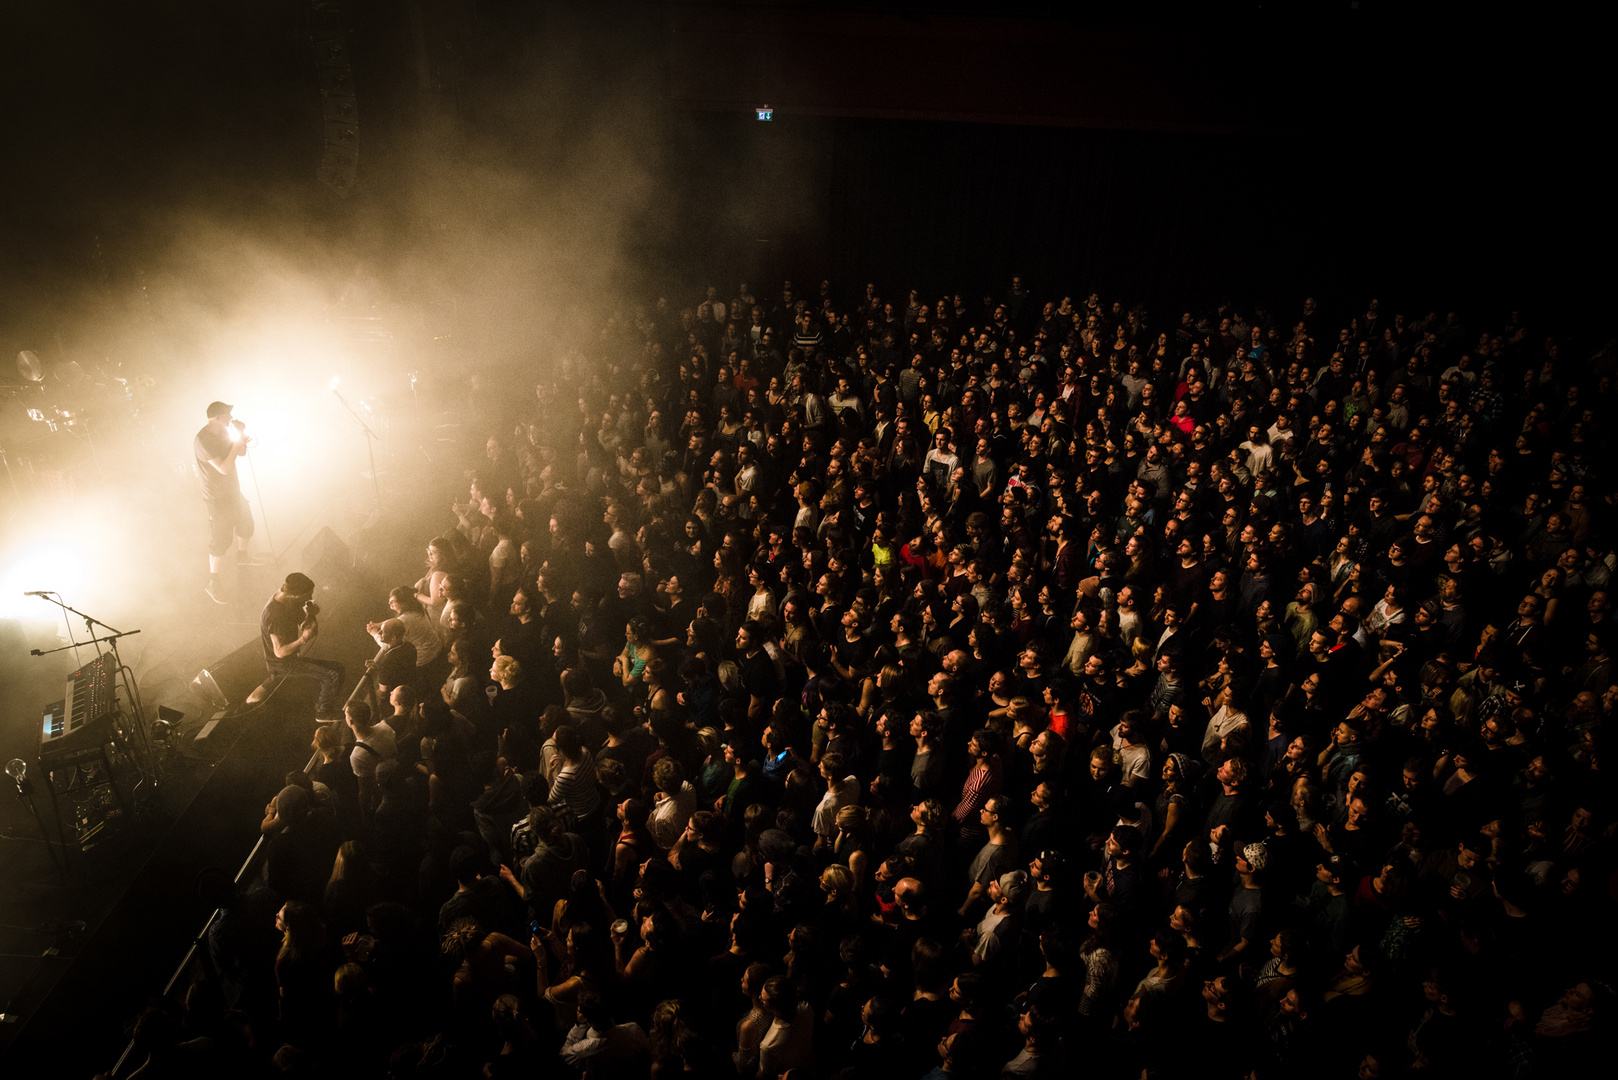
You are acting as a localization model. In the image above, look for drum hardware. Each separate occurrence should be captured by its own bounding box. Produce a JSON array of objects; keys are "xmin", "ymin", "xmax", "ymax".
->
[
  {"xmin": 38, "ymin": 406, "xmax": 89, "ymax": 435},
  {"xmin": 17, "ymin": 349, "xmax": 45, "ymax": 381},
  {"xmin": 1, "ymin": 439, "xmax": 18, "ymax": 505},
  {"xmin": 15, "ymin": 348, "xmax": 85, "ymax": 387}
]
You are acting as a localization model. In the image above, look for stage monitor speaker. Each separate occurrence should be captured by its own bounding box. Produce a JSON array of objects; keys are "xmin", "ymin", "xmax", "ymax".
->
[
  {"xmin": 303, "ymin": 525, "xmax": 353, "ymax": 583},
  {"xmin": 190, "ymin": 669, "xmax": 229, "ymax": 709}
]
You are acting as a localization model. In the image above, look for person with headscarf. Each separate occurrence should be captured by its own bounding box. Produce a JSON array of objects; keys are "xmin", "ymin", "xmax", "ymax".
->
[{"xmin": 1150, "ymin": 752, "xmax": 1203, "ymax": 867}]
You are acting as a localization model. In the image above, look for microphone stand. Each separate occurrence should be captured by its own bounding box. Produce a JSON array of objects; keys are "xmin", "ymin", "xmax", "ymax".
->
[
  {"xmin": 10, "ymin": 767, "xmax": 70, "ymax": 883},
  {"xmin": 332, "ymin": 385, "xmax": 382, "ymax": 506},
  {"xmin": 236, "ymin": 429, "xmax": 277, "ymax": 564}
]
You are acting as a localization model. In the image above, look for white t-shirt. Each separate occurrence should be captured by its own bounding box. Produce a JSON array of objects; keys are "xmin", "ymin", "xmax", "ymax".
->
[
  {"xmin": 649, "ymin": 782, "xmax": 698, "ymax": 851},
  {"xmin": 828, "ymin": 390, "xmax": 863, "ymax": 419},
  {"xmin": 1062, "ymin": 630, "xmax": 1096, "ymax": 676},
  {"xmin": 746, "ymin": 589, "xmax": 777, "ymax": 623},
  {"xmin": 1201, "ymin": 707, "xmax": 1248, "ymax": 762},
  {"xmin": 812, "ymin": 776, "xmax": 860, "ymax": 840},
  {"xmin": 350, "ymin": 721, "xmax": 397, "ymax": 781},
  {"xmin": 1241, "ymin": 440, "xmax": 1274, "ymax": 478},
  {"xmin": 735, "ymin": 462, "xmax": 759, "ymax": 497},
  {"xmin": 758, "ymin": 1003, "xmax": 814, "ymax": 1077},
  {"xmin": 398, "ymin": 609, "xmax": 442, "ymax": 665},
  {"xmin": 1366, "ymin": 599, "xmax": 1406, "ymax": 636},
  {"xmin": 1110, "ymin": 725, "xmax": 1154, "ymax": 784},
  {"xmin": 924, "ymin": 448, "xmax": 960, "ymax": 490},
  {"xmin": 973, "ymin": 907, "xmax": 1011, "ymax": 964},
  {"xmin": 490, "ymin": 537, "xmax": 520, "ymax": 587}
]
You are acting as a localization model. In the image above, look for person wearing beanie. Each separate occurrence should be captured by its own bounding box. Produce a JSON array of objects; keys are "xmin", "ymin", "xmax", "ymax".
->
[
  {"xmin": 272, "ymin": 782, "xmax": 310, "ymax": 825},
  {"xmin": 968, "ymin": 869, "xmax": 1028, "ymax": 970},
  {"xmin": 265, "ymin": 782, "xmax": 338, "ymax": 907},
  {"xmin": 247, "ymin": 571, "xmax": 346, "ymax": 722},
  {"xmin": 1220, "ymin": 841, "xmax": 1267, "ymax": 966}
]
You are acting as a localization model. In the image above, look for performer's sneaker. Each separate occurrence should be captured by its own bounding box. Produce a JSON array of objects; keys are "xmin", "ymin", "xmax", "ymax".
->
[
  {"xmin": 236, "ymin": 552, "xmax": 268, "ymax": 567},
  {"xmin": 205, "ymin": 582, "xmax": 229, "ymax": 605}
]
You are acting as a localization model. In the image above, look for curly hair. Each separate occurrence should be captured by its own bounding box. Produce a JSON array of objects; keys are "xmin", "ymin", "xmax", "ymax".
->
[
  {"xmin": 440, "ymin": 917, "xmax": 484, "ymax": 964},
  {"xmin": 915, "ymin": 799, "xmax": 948, "ymax": 831}
]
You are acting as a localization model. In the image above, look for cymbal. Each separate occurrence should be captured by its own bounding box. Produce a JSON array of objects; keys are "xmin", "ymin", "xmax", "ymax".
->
[{"xmin": 17, "ymin": 350, "xmax": 44, "ymax": 381}]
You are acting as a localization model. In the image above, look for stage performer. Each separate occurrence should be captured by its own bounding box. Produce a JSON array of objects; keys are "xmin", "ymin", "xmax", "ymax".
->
[
  {"xmin": 194, "ymin": 400, "xmax": 258, "ymax": 603},
  {"xmin": 247, "ymin": 572, "xmax": 346, "ymax": 721}
]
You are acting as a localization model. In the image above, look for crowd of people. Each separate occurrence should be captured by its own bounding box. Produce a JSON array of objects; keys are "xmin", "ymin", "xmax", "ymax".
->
[{"xmin": 124, "ymin": 280, "xmax": 1617, "ymax": 1079}]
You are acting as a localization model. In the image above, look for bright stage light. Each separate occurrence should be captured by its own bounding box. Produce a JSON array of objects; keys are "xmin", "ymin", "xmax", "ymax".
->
[
  {"xmin": 329, "ymin": 375, "xmax": 341, "ymax": 390},
  {"xmin": 0, "ymin": 543, "xmax": 91, "ymax": 619}
]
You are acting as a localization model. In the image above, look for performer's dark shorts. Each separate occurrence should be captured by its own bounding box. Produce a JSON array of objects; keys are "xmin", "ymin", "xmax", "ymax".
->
[{"xmin": 206, "ymin": 493, "xmax": 254, "ymax": 556}]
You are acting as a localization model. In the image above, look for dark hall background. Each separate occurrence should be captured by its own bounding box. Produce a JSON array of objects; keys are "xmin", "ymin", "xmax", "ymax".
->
[{"xmin": 0, "ymin": 0, "xmax": 1611, "ymax": 401}]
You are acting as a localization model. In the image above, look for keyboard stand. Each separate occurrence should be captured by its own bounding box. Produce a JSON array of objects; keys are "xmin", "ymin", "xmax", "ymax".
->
[
  {"xmin": 43, "ymin": 725, "xmax": 133, "ymax": 852},
  {"xmin": 27, "ymin": 598, "xmax": 158, "ymax": 807}
]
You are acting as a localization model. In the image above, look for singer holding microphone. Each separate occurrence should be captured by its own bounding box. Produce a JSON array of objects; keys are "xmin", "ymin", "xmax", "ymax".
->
[
  {"xmin": 195, "ymin": 400, "xmax": 260, "ymax": 604},
  {"xmin": 246, "ymin": 571, "xmax": 346, "ymax": 720}
]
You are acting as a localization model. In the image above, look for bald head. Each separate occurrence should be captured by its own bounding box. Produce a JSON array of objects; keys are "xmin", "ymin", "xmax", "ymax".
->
[
  {"xmin": 894, "ymin": 877, "xmax": 926, "ymax": 913},
  {"xmin": 380, "ymin": 618, "xmax": 406, "ymax": 645}
]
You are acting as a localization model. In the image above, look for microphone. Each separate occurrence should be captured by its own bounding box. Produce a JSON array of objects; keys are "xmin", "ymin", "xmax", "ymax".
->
[{"xmin": 23, "ymin": 590, "xmax": 54, "ymax": 596}]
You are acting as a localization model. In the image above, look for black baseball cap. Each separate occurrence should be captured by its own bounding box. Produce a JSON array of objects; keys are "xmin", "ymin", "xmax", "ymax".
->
[{"xmin": 207, "ymin": 401, "xmax": 233, "ymax": 418}]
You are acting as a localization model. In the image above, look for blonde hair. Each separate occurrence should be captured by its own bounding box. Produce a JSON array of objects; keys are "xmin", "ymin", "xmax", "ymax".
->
[
  {"xmin": 1006, "ymin": 697, "xmax": 1048, "ymax": 731},
  {"xmin": 491, "ymin": 655, "xmax": 521, "ymax": 685},
  {"xmin": 820, "ymin": 864, "xmax": 853, "ymax": 898}
]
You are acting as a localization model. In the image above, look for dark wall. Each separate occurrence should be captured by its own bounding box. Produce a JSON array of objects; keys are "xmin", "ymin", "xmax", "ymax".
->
[
  {"xmin": 644, "ymin": 108, "xmax": 1615, "ymax": 336},
  {"xmin": 1, "ymin": 1, "xmax": 1612, "ymax": 359},
  {"xmin": 644, "ymin": 3, "xmax": 1616, "ymax": 329}
]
